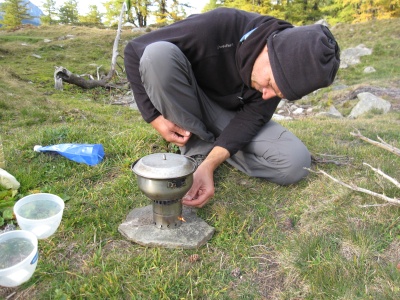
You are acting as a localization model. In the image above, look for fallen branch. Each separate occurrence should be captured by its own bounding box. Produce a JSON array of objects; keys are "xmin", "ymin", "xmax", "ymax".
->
[
  {"xmin": 54, "ymin": 3, "xmax": 127, "ymax": 90},
  {"xmin": 311, "ymin": 154, "xmax": 353, "ymax": 166},
  {"xmin": 309, "ymin": 129, "xmax": 400, "ymax": 206},
  {"xmin": 363, "ymin": 163, "xmax": 400, "ymax": 188},
  {"xmin": 359, "ymin": 203, "xmax": 392, "ymax": 208},
  {"xmin": 350, "ymin": 129, "xmax": 400, "ymax": 156},
  {"xmin": 54, "ymin": 66, "xmax": 115, "ymax": 89},
  {"xmin": 306, "ymin": 168, "xmax": 400, "ymax": 205}
]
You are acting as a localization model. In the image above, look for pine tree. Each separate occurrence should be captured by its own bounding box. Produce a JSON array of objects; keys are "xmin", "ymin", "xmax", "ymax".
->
[
  {"xmin": 41, "ymin": 0, "xmax": 57, "ymax": 25},
  {"xmin": 79, "ymin": 5, "xmax": 103, "ymax": 26},
  {"xmin": 0, "ymin": 0, "xmax": 32, "ymax": 29},
  {"xmin": 58, "ymin": 0, "xmax": 79, "ymax": 25}
]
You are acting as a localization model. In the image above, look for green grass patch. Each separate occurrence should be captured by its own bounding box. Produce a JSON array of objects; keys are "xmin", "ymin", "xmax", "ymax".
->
[{"xmin": 0, "ymin": 20, "xmax": 399, "ymax": 299}]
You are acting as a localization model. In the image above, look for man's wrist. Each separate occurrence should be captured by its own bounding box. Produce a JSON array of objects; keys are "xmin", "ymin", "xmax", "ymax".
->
[{"xmin": 202, "ymin": 146, "xmax": 230, "ymax": 171}]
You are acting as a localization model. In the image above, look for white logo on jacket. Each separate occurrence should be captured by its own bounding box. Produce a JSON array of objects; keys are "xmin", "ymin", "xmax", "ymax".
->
[{"xmin": 217, "ymin": 43, "xmax": 234, "ymax": 50}]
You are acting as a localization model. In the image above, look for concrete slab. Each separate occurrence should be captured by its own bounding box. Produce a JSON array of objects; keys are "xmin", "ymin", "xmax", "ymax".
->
[{"xmin": 118, "ymin": 205, "xmax": 215, "ymax": 249}]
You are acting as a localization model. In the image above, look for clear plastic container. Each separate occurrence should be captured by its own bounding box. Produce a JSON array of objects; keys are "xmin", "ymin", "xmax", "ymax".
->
[
  {"xmin": 14, "ymin": 193, "xmax": 65, "ymax": 239},
  {"xmin": 0, "ymin": 230, "xmax": 38, "ymax": 287}
]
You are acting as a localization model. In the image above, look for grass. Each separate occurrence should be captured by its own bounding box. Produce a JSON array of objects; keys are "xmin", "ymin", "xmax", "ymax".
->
[
  {"xmin": 0, "ymin": 20, "xmax": 400, "ymax": 299},
  {"xmin": 332, "ymin": 18, "xmax": 400, "ymax": 87}
]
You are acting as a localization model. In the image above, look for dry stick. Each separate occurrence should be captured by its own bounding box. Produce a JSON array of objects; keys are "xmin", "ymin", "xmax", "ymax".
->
[
  {"xmin": 350, "ymin": 130, "xmax": 400, "ymax": 156},
  {"xmin": 312, "ymin": 153, "xmax": 352, "ymax": 166},
  {"xmin": 307, "ymin": 168, "xmax": 400, "ymax": 205},
  {"xmin": 6, "ymin": 292, "xmax": 16, "ymax": 300},
  {"xmin": 309, "ymin": 130, "xmax": 400, "ymax": 206},
  {"xmin": 363, "ymin": 162, "xmax": 400, "ymax": 188}
]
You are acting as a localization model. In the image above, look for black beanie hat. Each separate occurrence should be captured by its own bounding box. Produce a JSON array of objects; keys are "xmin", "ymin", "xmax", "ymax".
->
[{"xmin": 267, "ymin": 24, "xmax": 340, "ymax": 101}]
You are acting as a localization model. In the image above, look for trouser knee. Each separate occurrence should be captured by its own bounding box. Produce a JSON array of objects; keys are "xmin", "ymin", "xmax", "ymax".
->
[
  {"xmin": 140, "ymin": 41, "xmax": 188, "ymax": 89},
  {"xmin": 271, "ymin": 152, "xmax": 311, "ymax": 185}
]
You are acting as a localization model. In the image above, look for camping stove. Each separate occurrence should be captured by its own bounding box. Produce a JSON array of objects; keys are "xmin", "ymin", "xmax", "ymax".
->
[
  {"xmin": 119, "ymin": 152, "xmax": 215, "ymax": 248},
  {"xmin": 131, "ymin": 153, "xmax": 197, "ymax": 229},
  {"xmin": 152, "ymin": 198, "xmax": 183, "ymax": 229}
]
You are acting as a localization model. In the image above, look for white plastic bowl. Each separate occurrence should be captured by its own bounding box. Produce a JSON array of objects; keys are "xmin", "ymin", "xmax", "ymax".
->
[
  {"xmin": 0, "ymin": 230, "xmax": 39, "ymax": 287},
  {"xmin": 14, "ymin": 193, "xmax": 65, "ymax": 239}
]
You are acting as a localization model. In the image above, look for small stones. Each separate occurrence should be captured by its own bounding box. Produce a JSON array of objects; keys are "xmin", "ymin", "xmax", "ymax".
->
[
  {"xmin": 231, "ymin": 267, "xmax": 241, "ymax": 278},
  {"xmin": 188, "ymin": 254, "xmax": 200, "ymax": 263}
]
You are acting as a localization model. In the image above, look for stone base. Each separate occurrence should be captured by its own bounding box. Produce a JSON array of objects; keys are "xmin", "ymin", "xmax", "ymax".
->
[{"xmin": 118, "ymin": 205, "xmax": 215, "ymax": 249}]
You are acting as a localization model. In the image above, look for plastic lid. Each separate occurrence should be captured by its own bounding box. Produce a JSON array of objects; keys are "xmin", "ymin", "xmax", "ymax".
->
[{"xmin": 132, "ymin": 153, "xmax": 196, "ymax": 179}]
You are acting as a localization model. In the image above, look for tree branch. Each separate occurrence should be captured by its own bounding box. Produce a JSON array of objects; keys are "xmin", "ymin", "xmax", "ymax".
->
[
  {"xmin": 363, "ymin": 163, "xmax": 400, "ymax": 188},
  {"xmin": 308, "ymin": 129, "xmax": 400, "ymax": 206},
  {"xmin": 54, "ymin": 3, "xmax": 127, "ymax": 90},
  {"xmin": 307, "ymin": 168, "xmax": 400, "ymax": 205},
  {"xmin": 54, "ymin": 66, "xmax": 114, "ymax": 89},
  {"xmin": 350, "ymin": 129, "xmax": 400, "ymax": 156}
]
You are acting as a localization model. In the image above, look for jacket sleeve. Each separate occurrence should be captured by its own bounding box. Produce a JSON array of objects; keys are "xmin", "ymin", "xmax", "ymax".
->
[
  {"xmin": 214, "ymin": 92, "xmax": 281, "ymax": 156},
  {"xmin": 124, "ymin": 42, "xmax": 161, "ymax": 123}
]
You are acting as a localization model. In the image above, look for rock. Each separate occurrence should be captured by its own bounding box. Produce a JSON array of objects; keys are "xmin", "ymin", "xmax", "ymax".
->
[
  {"xmin": 44, "ymin": 39, "xmax": 52, "ymax": 43},
  {"xmin": 292, "ymin": 107, "xmax": 304, "ymax": 115},
  {"xmin": 277, "ymin": 100, "xmax": 286, "ymax": 109},
  {"xmin": 118, "ymin": 205, "xmax": 215, "ymax": 249},
  {"xmin": 332, "ymin": 84, "xmax": 348, "ymax": 91},
  {"xmin": 316, "ymin": 105, "xmax": 343, "ymax": 118},
  {"xmin": 364, "ymin": 66, "xmax": 376, "ymax": 73},
  {"xmin": 231, "ymin": 267, "xmax": 242, "ymax": 278},
  {"xmin": 129, "ymin": 102, "xmax": 138, "ymax": 110},
  {"xmin": 340, "ymin": 44, "xmax": 373, "ymax": 69},
  {"xmin": 272, "ymin": 114, "xmax": 293, "ymax": 121},
  {"xmin": 348, "ymin": 92, "xmax": 391, "ymax": 118}
]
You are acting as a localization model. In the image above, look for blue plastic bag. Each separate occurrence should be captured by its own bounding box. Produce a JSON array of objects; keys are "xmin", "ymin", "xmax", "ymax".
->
[{"xmin": 34, "ymin": 144, "xmax": 105, "ymax": 166}]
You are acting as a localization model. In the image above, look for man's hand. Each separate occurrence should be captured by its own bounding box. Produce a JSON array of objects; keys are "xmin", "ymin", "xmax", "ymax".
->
[
  {"xmin": 182, "ymin": 162, "xmax": 214, "ymax": 208},
  {"xmin": 182, "ymin": 146, "xmax": 230, "ymax": 208},
  {"xmin": 150, "ymin": 115, "xmax": 191, "ymax": 147}
]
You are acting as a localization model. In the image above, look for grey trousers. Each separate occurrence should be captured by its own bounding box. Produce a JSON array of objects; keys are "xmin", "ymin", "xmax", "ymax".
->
[{"xmin": 139, "ymin": 41, "xmax": 311, "ymax": 185}]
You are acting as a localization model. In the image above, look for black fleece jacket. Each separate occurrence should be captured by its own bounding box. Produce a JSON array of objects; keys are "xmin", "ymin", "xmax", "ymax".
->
[{"xmin": 124, "ymin": 8, "xmax": 293, "ymax": 156}]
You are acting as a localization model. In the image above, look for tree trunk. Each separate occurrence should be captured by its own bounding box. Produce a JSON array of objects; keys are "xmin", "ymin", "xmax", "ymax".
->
[
  {"xmin": 54, "ymin": 66, "xmax": 114, "ymax": 89},
  {"xmin": 54, "ymin": 3, "xmax": 126, "ymax": 90}
]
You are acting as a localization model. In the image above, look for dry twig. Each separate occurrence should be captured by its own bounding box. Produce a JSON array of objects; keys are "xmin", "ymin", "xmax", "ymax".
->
[
  {"xmin": 363, "ymin": 163, "xmax": 400, "ymax": 188},
  {"xmin": 311, "ymin": 154, "xmax": 353, "ymax": 166},
  {"xmin": 309, "ymin": 129, "xmax": 400, "ymax": 206},
  {"xmin": 350, "ymin": 129, "xmax": 400, "ymax": 156},
  {"xmin": 307, "ymin": 168, "xmax": 400, "ymax": 205}
]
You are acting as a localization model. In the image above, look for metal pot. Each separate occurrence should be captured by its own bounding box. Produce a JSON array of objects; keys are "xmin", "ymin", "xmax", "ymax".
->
[{"xmin": 131, "ymin": 153, "xmax": 197, "ymax": 201}]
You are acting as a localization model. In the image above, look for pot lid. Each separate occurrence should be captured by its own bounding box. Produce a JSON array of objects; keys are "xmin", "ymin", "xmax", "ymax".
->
[{"xmin": 132, "ymin": 153, "xmax": 197, "ymax": 179}]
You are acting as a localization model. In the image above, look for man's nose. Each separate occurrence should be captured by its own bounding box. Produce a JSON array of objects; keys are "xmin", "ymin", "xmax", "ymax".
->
[{"xmin": 262, "ymin": 87, "xmax": 276, "ymax": 100}]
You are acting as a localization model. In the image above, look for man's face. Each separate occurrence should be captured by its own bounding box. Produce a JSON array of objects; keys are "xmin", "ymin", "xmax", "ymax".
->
[{"xmin": 251, "ymin": 45, "xmax": 284, "ymax": 100}]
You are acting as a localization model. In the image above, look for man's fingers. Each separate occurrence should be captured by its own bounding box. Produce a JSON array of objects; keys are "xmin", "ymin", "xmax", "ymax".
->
[
  {"xmin": 172, "ymin": 124, "xmax": 191, "ymax": 137},
  {"xmin": 171, "ymin": 132, "xmax": 191, "ymax": 147},
  {"xmin": 182, "ymin": 188, "xmax": 212, "ymax": 208},
  {"xmin": 182, "ymin": 195, "xmax": 208, "ymax": 208}
]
